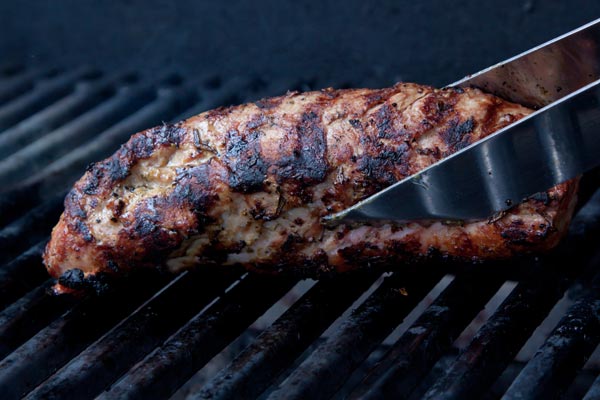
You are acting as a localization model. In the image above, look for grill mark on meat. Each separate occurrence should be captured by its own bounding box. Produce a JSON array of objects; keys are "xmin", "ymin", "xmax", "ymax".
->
[
  {"xmin": 83, "ymin": 165, "xmax": 103, "ymax": 195},
  {"xmin": 64, "ymin": 189, "xmax": 87, "ymax": 219},
  {"xmin": 349, "ymin": 119, "xmax": 362, "ymax": 129},
  {"xmin": 76, "ymin": 220, "xmax": 94, "ymax": 242},
  {"xmin": 419, "ymin": 90, "xmax": 460, "ymax": 127},
  {"xmin": 172, "ymin": 163, "xmax": 220, "ymax": 219},
  {"xmin": 224, "ymin": 128, "xmax": 268, "ymax": 193},
  {"xmin": 116, "ymin": 161, "xmax": 224, "ymax": 266},
  {"xmin": 375, "ymin": 104, "xmax": 396, "ymax": 138},
  {"xmin": 275, "ymin": 111, "xmax": 328, "ymax": 184},
  {"xmin": 441, "ymin": 117, "xmax": 475, "ymax": 152},
  {"xmin": 358, "ymin": 143, "xmax": 410, "ymax": 188},
  {"xmin": 43, "ymin": 83, "xmax": 580, "ymax": 285}
]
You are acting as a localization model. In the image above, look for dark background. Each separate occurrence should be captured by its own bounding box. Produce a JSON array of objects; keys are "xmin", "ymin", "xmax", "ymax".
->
[{"xmin": 2, "ymin": 0, "xmax": 600, "ymax": 88}]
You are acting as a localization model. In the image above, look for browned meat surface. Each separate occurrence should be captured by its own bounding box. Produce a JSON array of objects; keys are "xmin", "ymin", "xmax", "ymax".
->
[{"xmin": 44, "ymin": 83, "xmax": 579, "ymax": 290}]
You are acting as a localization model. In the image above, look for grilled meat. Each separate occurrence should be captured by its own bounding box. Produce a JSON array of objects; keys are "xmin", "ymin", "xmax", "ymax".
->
[{"xmin": 44, "ymin": 83, "xmax": 578, "ymax": 290}]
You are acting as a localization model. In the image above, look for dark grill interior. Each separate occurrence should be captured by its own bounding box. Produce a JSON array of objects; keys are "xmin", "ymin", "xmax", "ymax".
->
[{"xmin": 1, "ymin": 64, "xmax": 600, "ymax": 400}]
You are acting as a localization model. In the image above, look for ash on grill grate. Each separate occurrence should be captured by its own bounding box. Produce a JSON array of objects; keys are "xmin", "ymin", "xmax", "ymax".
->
[{"xmin": 0, "ymin": 65, "xmax": 600, "ymax": 400}]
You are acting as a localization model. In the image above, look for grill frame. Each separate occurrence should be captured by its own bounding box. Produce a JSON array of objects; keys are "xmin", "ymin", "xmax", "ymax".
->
[{"xmin": 0, "ymin": 65, "xmax": 599, "ymax": 400}]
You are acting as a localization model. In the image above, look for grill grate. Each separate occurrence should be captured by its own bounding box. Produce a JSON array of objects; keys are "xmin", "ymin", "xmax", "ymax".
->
[{"xmin": 0, "ymin": 65, "xmax": 600, "ymax": 400}]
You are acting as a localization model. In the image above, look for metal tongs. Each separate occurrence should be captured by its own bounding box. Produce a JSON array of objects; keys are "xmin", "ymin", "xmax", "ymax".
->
[{"xmin": 325, "ymin": 18, "xmax": 600, "ymax": 224}]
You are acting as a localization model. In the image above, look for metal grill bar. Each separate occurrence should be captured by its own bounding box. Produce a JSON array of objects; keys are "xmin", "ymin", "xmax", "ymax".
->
[
  {"xmin": 0, "ymin": 72, "xmax": 136, "ymax": 159},
  {"xmin": 24, "ymin": 269, "xmax": 245, "ymax": 400},
  {"xmin": 0, "ymin": 83, "xmax": 159, "ymax": 187},
  {"xmin": 195, "ymin": 272, "xmax": 380, "ymax": 400},
  {"xmin": 414, "ymin": 191, "xmax": 600, "ymax": 400},
  {"xmin": 502, "ymin": 272, "xmax": 600, "ymax": 399},
  {"xmin": 0, "ymin": 281, "xmax": 75, "ymax": 359},
  {"xmin": 350, "ymin": 269, "xmax": 505, "ymax": 400},
  {"xmin": 0, "ymin": 242, "xmax": 48, "ymax": 310},
  {"xmin": 452, "ymin": 282, "xmax": 561, "ymax": 399},
  {"xmin": 0, "ymin": 67, "xmax": 59, "ymax": 106},
  {"xmin": 0, "ymin": 192, "xmax": 63, "ymax": 264},
  {"xmin": 96, "ymin": 274, "xmax": 298, "ymax": 400},
  {"xmin": 421, "ymin": 274, "xmax": 581, "ymax": 399},
  {"xmin": 0, "ymin": 271, "xmax": 170, "ymax": 400},
  {"xmin": 0, "ymin": 67, "xmax": 97, "ymax": 131},
  {"xmin": 266, "ymin": 268, "xmax": 445, "ymax": 400}
]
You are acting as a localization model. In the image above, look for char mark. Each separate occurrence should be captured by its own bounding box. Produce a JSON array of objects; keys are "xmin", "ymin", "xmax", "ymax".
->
[
  {"xmin": 358, "ymin": 143, "xmax": 409, "ymax": 186},
  {"xmin": 374, "ymin": 104, "xmax": 396, "ymax": 138},
  {"xmin": 441, "ymin": 117, "xmax": 475, "ymax": 151},
  {"xmin": 224, "ymin": 129, "xmax": 268, "ymax": 193},
  {"xmin": 126, "ymin": 197, "xmax": 185, "ymax": 258},
  {"xmin": 154, "ymin": 123, "xmax": 186, "ymax": 147},
  {"xmin": 58, "ymin": 268, "xmax": 111, "ymax": 294},
  {"xmin": 76, "ymin": 220, "xmax": 94, "ymax": 242},
  {"xmin": 107, "ymin": 123, "xmax": 187, "ymax": 185},
  {"xmin": 276, "ymin": 111, "xmax": 328, "ymax": 184},
  {"xmin": 171, "ymin": 163, "xmax": 219, "ymax": 220},
  {"xmin": 105, "ymin": 157, "xmax": 131, "ymax": 182},
  {"xmin": 65, "ymin": 189, "xmax": 87, "ymax": 219},
  {"xmin": 349, "ymin": 119, "xmax": 362, "ymax": 129}
]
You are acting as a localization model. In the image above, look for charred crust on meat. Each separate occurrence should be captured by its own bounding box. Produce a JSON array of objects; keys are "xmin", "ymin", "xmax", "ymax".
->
[
  {"xmin": 246, "ymin": 113, "xmax": 268, "ymax": 129},
  {"xmin": 58, "ymin": 268, "xmax": 85, "ymax": 290},
  {"xmin": 105, "ymin": 157, "xmax": 131, "ymax": 183},
  {"xmin": 76, "ymin": 220, "xmax": 94, "ymax": 242},
  {"xmin": 131, "ymin": 123, "xmax": 186, "ymax": 155},
  {"xmin": 249, "ymin": 201, "xmax": 270, "ymax": 220},
  {"xmin": 123, "ymin": 198, "xmax": 184, "ymax": 261},
  {"xmin": 275, "ymin": 111, "xmax": 328, "ymax": 184},
  {"xmin": 499, "ymin": 219, "xmax": 553, "ymax": 246},
  {"xmin": 64, "ymin": 189, "xmax": 87, "ymax": 219},
  {"xmin": 192, "ymin": 129, "xmax": 217, "ymax": 153},
  {"xmin": 224, "ymin": 129, "xmax": 268, "ymax": 193},
  {"xmin": 358, "ymin": 143, "xmax": 409, "ymax": 186},
  {"xmin": 155, "ymin": 123, "xmax": 186, "ymax": 147},
  {"xmin": 421, "ymin": 92, "xmax": 459, "ymax": 125},
  {"xmin": 385, "ymin": 238, "xmax": 422, "ymax": 256},
  {"xmin": 83, "ymin": 168, "xmax": 104, "ymax": 195},
  {"xmin": 58, "ymin": 269, "xmax": 110, "ymax": 294},
  {"xmin": 441, "ymin": 117, "xmax": 475, "ymax": 151},
  {"xmin": 133, "ymin": 210, "xmax": 159, "ymax": 236},
  {"xmin": 348, "ymin": 119, "xmax": 362, "ymax": 129},
  {"xmin": 282, "ymin": 234, "xmax": 303, "ymax": 252},
  {"xmin": 530, "ymin": 192, "xmax": 551, "ymax": 205},
  {"xmin": 172, "ymin": 164, "xmax": 219, "ymax": 216},
  {"xmin": 129, "ymin": 134, "xmax": 156, "ymax": 159},
  {"xmin": 374, "ymin": 104, "xmax": 396, "ymax": 138},
  {"xmin": 337, "ymin": 242, "xmax": 379, "ymax": 262}
]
